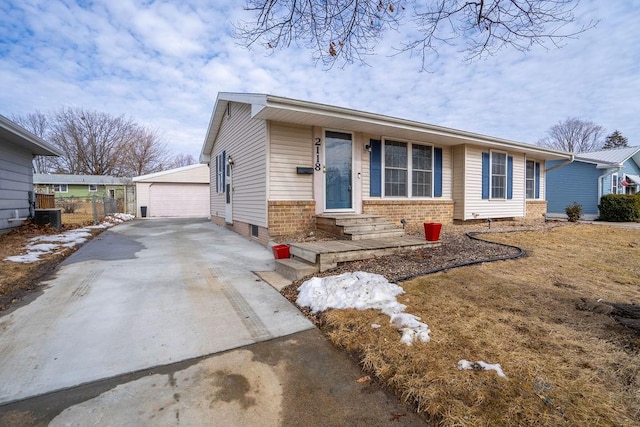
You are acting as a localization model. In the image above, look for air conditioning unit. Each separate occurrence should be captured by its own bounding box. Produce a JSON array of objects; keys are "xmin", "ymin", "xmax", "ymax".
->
[{"xmin": 33, "ymin": 209, "xmax": 62, "ymax": 229}]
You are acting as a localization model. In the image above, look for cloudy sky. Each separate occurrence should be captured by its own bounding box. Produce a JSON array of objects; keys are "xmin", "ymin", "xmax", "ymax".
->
[{"xmin": 1, "ymin": 1, "xmax": 638, "ymax": 159}]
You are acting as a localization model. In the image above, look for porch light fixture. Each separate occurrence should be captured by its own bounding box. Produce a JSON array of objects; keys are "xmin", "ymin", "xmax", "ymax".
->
[
  {"xmin": 227, "ymin": 155, "xmax": 234, "ymax": 166},
  {"xmin": 364, "ymin": 143, "xmax": 372, "ymax": 152}
]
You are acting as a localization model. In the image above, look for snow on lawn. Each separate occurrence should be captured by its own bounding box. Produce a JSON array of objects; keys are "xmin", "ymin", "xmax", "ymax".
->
[
  {"xmin": 296, "ymin": 271, "xmax": 431, "ymax": 345},
  {"xmin": 457, "ymin": 359, "xmax": 507, "ymax": 378},
  {"xmin": 4, "ymin": 213, "xmax": 135, "ymax": 264}
]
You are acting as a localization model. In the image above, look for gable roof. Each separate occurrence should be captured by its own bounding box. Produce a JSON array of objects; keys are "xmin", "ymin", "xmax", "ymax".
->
[
  {"xmin": 132, "ymin": 164, "xmax": 209, "ymax": 183},
  {"xmin": 34, "ymin": 174, "xmax": 131, "ymax": 185},
  {"xmin": 200, "ymin": 92, "xmax": 571, "ymax": 163},
  {"xmin": 0, "ymin": 115, "xmax": 63, "ymax": 156},
  {"xmin": 575, "ymin": 146, "xmax": 640, "ymax": 168}
]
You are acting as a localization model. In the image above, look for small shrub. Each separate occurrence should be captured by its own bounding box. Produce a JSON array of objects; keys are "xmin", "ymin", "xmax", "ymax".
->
[
  {"xmin": 565, "ymin": 202, "xmax": 583, "ymax": 222},
  {"xmin": 598, "ymin": 194, "xmax": 640, "ymax": 222},
  {"xmin": 60, "ymin": 200, "xmax": 78, "ymax": 214}
]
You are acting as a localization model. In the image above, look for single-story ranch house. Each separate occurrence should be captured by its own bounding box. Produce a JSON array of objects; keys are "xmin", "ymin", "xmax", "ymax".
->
[
  {"xmin": 33, "ymin": 173, "xmax": 132, "ymax": 199},
  {"xmin": 199, "ymin": 93, "xmax": 571, "ymax": 245},
  {"xmin": 0, "ymin": 115, "xmax": 62, "ymax": 233}
]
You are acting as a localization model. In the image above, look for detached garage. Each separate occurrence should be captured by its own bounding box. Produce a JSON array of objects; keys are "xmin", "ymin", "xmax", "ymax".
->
[{"xmin": 133, "ymin": 164, "xmax": 210, "ymax": 218}]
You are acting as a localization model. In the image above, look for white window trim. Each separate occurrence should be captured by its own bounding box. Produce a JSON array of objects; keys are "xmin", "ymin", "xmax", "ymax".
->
[
  {"xmin": 53, "ymin": 184, "xmax": 68, "ymax": 193},
  {"xmin": 525, "ymin": 159, "xmax": 536, "ymax": 200},
  {"xmin": 381, "ymin": 138, "xmax": 434, "ymax": 199},
  {"xmin": 490, "ymin": 150, "xmax": 507, "ymax": 200},
  {"xmin": 88, "ymin": 184, "xmax": 98, "ymax": 192},
  {"xmin": 611, "ymin": 173, "xmax": 619, "ymax": 194}
]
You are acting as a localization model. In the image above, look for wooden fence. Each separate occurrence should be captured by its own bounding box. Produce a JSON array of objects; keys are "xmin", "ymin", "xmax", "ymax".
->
[{"xmin": 35, "ymin": 193, "xmax": 56, "ymax": 209}]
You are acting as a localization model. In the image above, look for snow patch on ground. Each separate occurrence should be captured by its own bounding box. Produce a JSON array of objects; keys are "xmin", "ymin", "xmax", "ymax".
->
[
  {"xmin": 457, "ymin": 359, "xmax": 507, "ymax": 378},
  {"xmin": 4, "ymin": 214, "xmax": 135, "ymax": 264},
  {"xmin": 296, "ymin": 271, "xmax": 431, "ymax": 345}
]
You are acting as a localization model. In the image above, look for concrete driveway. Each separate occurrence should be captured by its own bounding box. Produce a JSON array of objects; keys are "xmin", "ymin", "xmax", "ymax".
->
[{"xmin": 0, "ymin": 219, "xmax": 425, "ymax": 426}]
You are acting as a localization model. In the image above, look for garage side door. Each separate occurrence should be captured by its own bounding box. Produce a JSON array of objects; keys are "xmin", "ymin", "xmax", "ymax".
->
[{"xmin": 148, "ymin": 183, "xmax": 210, "ymax": 217}]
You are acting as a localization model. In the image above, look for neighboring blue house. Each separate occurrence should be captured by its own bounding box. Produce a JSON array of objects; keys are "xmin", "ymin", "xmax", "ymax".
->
[{"xmin": 547, "ymin": 146, "xmax": 640, "ymax": 220}]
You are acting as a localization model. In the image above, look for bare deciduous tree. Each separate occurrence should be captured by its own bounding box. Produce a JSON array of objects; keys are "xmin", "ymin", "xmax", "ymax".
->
[
  {"xmin": 13, "ymin": 108, "xmax": 175, "ymax": 177},
  {"xmin": 538, "ymin": 117, "xmax": 605, "ymax": 153},
  {"xmin": 11, "ymin": 111, "xmax": 57, "ymax": 173},
  {"xmin": 118, "ymin": 127, "xmax": 171, "ymax": 176},
  {"xmin": 168, "ymin": 153, "xmax": 197, "ymax": 169},
  {"xmin": 235, "ymin": 0, "xmax": 595, "ymax": 69}
]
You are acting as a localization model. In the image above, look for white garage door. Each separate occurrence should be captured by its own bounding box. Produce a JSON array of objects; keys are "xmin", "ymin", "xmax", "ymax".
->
[{"xmin": 148, "ymin": 183, "xmax": 209, "ymax": 217}]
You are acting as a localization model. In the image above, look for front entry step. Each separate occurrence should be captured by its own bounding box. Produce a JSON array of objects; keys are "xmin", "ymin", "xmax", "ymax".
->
[
  {"xmin": 316, "ymin": 214, "xmax": 405, "ymax": 240},
  {"xmin": 275, "ymin": 258, "xmax": 319, "ymax": 281}
]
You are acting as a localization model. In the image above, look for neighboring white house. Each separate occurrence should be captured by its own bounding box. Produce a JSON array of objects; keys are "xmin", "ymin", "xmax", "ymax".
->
[
  {"xmin": 199, "ymin": 93, "xmax": 571, "ymax": 244},
  {"xmin": 132, "ymin": 164, "xmax": 210, "ymax": 218},
  {"xmin": 0, "ymin": 115, "xmax": 62, "ymax": 233}
]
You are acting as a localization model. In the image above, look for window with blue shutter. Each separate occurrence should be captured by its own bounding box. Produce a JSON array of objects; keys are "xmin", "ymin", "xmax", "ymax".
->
[
  {"xmin": 535, "ymin": 162, "xmax": 541, "ymax": 199},
  {"xmin": 215, "ymin": 154, "xmax": 219, "ymax": 193},
  {"xmin": 482, "ymin": 152, "xmax": 490, "ymax": 199},
  {"xmin": 434, "ymin": 147, "xmax": 443, "ymax": 197},
  {"xmin": 370, "ymin": 139, "xmax": 381, "ymax": 197},
  {"xmin": 507, "ymin": 156, "xmax": 513, "ymax": 200}
]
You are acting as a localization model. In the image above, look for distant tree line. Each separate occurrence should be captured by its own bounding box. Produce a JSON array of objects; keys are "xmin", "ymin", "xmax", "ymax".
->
[
  {"xmin": 13, "ymin": 108, "xmax": 196, "ymax": 177},
  {"xmin": 538, "ymin": 117, "xmax": 630, "ymax": 153}
]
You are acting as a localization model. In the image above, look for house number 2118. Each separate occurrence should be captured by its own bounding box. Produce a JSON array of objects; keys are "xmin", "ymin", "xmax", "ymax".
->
[{"xmin": 314, "ymin": 138, "xmax": 321, "ymax": 171}]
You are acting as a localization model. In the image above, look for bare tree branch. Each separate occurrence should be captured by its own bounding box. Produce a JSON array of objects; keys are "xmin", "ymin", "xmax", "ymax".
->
[
  {"xmin": 13, "ymin": 108, "xmax": 172, "ymax": 177},
  {"xmin": 538, "ymin": 117, "xmax": 605, "ymax": 153},
  {"xmin": 235, "ymin": 0, "xmax": 596, "ymax": 70}
]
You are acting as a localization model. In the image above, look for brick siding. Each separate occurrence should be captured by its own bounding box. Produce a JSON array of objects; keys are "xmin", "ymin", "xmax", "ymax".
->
[
  {"xmin": 268, "ymin": 200, "xmax": 316, "ymax": 239},
  {"xmin": 363, "ymin": 199, "xmax": 455, "ymax": 233},
  {"xmin": 525, "ymin": 200, "xmax": 547, "ymax": 221}
]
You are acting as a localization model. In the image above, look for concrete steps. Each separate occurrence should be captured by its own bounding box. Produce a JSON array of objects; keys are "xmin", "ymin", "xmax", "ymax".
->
[
  {"xmin": 275, "ymin": 257, "xmax": 318, "ymax": 281},
  {"xmin": 316, "ymin": 214, "xmax": 405, "ymax": 240}
]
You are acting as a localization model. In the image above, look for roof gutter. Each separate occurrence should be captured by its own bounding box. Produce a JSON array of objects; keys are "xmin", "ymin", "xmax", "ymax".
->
[{"xmin": 544, "ymin": 154, "xmax": 575, "ymax": 172}]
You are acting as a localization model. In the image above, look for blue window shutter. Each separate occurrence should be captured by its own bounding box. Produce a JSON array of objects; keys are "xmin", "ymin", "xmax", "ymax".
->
[
  {"xmin": 215, "ymin": 155, "xmax": 219, "ymax": 192},
  {"xmin": 507, "ymin": 156, "xmax": 514, "ymax": 199},
  {"xmin": 535, "ymin": 162, "xmax": 541, "ymax": 199},
  {"xmin": 434, "ymin": 147, "xmax": 443, "ymax": 197},
  {"xmin": 370, "ymin": 139, "xmax": 382, "ymax": 197},
  {"xmin": 222, "ymin": 150, "xmax": 226, "ymax": 190},
  {"xmin": 482, "ymin": 152, "xmax": 490, "ymax": 199}
]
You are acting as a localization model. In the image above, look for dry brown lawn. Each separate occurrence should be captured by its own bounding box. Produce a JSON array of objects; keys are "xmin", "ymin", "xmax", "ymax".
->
[
  {"xmin": 318, "ymin": 224, "xmax": 640, "ymax": 426},
  {"xmin": 0, "ymin": 216, "xmax": 104, "ymax": 310}
]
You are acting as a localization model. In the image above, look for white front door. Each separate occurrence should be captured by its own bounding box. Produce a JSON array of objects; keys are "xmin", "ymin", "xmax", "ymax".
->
[{"xmin": 225, "ymin": 162, "xmax": 233, "ymax": 224}]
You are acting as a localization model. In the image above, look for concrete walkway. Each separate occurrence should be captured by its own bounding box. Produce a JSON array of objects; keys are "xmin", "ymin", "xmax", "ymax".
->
[{"xmin": 0, "ymin": 219, "xmax": 425, "ymax": 426}]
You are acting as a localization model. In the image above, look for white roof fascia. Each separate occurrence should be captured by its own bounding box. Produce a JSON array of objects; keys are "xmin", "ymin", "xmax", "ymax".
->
[
  {"xmin": 256, "ymin": 94, "xmax": 571, "ymax": 160},
  {"xmin": 133, "ymin": 164, "xmax": 206, "ymax": 182},
  {"xmin": 0, "ymin": 115, "xmax": 63, "ymax": 156},
  {"xmin": 199, "ymin": 93, "xmax": 268, "ymax": 163},
  {"xmin": 199, "ymin": 92, "xmax": 572, "ymax": 162}
]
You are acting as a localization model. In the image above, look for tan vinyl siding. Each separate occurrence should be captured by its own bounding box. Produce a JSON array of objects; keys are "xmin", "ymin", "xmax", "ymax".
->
[
  {"xmin": 440, "ymin": 145, "xmax": 452, "ymax": 199},
  {"xmin": 135, "ymin": 183, "xmax": 151, "ymax": 216},
  {"xmin": 269, "ymin": 123, "xmax": 313, "ymax": 200},
  {"xmin": 209, "ymin": 102, "xmax": 268, "ymax": 226},
  {"xmin": 361, "ymin": 135, "xmax": 372, "ymax": 198},
  {"xmin": 464, "ymin": 145, "xmax": 526, "ymax": 219},
  {"xmin": 540, "ymin": 160, "xmax": 546, "ymax": 199},
  {"xmin": 452, "ymin": 145, "xmax": 466, "ymax": 219}
]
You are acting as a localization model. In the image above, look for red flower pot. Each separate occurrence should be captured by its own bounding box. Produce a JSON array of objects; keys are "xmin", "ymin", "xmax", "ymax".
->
[{"xmin": 424, "ymin": 223, "xmax": 442, "ymax": 241}]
